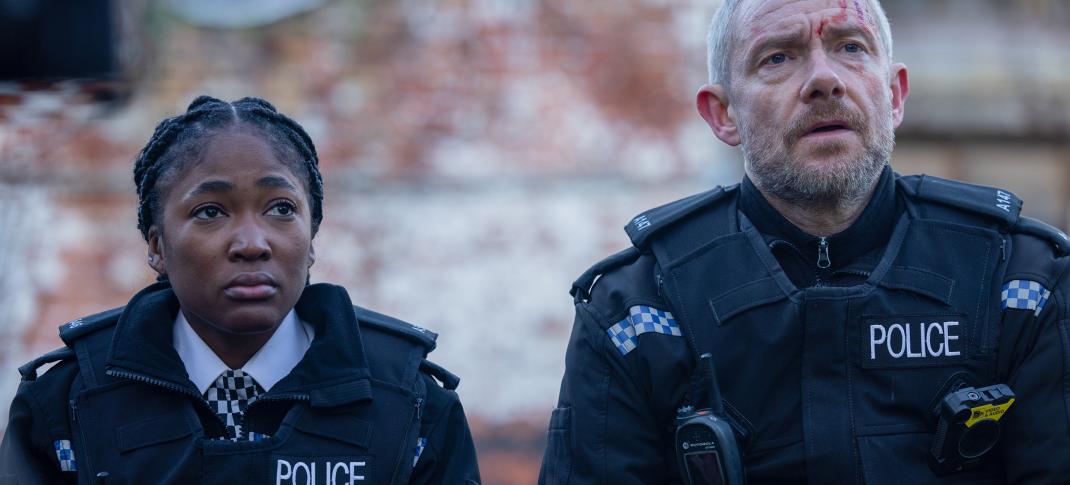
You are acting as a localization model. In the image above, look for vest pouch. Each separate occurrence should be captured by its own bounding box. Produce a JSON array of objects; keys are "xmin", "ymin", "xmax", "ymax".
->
[
  {"xmin": 72, "ymin": 382, "xmax": 203, "ymax": 484},
  {"xmin": 856, "ymin": 431, "xmax": 1002, "ymax": 485}
]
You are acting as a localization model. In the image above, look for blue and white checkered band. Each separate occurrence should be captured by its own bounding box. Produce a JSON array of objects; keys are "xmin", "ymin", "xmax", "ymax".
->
[
  {"xmin": 607, "ymin": 305, "xmax": 683, "ymax": 356},
  {"xmin": 413, "ymin": 437, "xmax": 428, "ymax": 467},
  {"xmin": 54, "ymin": 440, "xmax": 76, "ymax": 472},
  {"xmin": 1002, "ymin": 280, "xmax": 1052, "ymax": 316},
  {"xmin": 247, "ymin": 431, "xmax": 271, "ymax": 442}
]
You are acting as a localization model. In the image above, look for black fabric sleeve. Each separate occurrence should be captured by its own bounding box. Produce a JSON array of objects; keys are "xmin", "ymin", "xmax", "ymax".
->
[
  {"xmin": 998, "ymin": 261, "xmax": 1070, "ymax": 483},
  {"xmin": 539, "ymin": 303, "xmax": 667, "ymax": 485},
  {"xmin": 409, "ymin": 376, "xmax": 481, "ymax": 485},
  {"xmin": 0, "ymin": 378, "xmax": 76, "ymax": 484}
]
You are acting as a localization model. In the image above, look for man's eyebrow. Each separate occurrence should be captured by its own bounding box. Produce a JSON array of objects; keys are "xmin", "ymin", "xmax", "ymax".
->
[
  {"xmin": 187, "ymin": 180, "xmax": 234, "ymax": 197},
  {"xmin": 256, "ymin": 175, "xmax": 298, "ymax": 192},
  {"xmin": 820, "ymin": 23, "xmax": 878, "ymax": 48},
  {"xmin": 746, "ymin": 28, "xmax": 808, "ymax": 60}
]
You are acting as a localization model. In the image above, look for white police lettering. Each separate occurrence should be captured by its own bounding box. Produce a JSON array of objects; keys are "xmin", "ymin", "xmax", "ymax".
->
[
  {"xmin": 276, "ymin": 459, "xmax": 366, "ymax": 485},
  {"xmin": 632, "ymin": 215, "xmax": 651, "ymax": 231},
  {"xmin": 996, "ymin": 190, "xmax": 1013, "ymax": 212},
  {"xmin": 869, "ymin": 321, "xmax": 961, "ymax": 361}
]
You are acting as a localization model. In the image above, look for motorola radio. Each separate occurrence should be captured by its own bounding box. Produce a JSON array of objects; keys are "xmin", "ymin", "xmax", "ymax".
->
[{"xmin": 675, "ymin": 353, "xmax": 746, "ymax": 485}]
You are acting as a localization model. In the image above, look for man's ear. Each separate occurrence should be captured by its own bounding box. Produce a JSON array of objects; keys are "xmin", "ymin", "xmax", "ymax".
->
[
  {"xmin": 307, "ymin": 244, "xmax": 316, "ymax": 268},
  {"xmin": 147, "ymin": 227, "xmax": 167, "ymax": 276},
  {"xmin": 697, "ymin": 84, "xmax": 741, "ymax": 146},
  {"xmin": 889, "ymin": 63, "xmax": 910, "ymax": 129}
]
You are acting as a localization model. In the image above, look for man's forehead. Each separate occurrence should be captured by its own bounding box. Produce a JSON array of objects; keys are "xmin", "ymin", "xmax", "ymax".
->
[{"xmin": 739, "ymin": 0, "xmax": 875, "ymax": 32}]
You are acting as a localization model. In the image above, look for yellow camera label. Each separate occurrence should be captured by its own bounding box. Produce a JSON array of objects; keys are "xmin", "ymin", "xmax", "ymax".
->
[{"xmin": 965, "ymin": 398, "xmax": 1015, "ymax": 428}]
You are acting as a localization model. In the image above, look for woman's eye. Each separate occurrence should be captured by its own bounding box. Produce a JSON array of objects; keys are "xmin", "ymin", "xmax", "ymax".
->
[
  {"xmin": 193, "ymin": 206, "xmax": 224, "ymax": 220},
  {"xmin": 267, "ymin": 201, "xmax": 296, "ymax": 217},
  {"xmin": 766, "ymin": 53, "xmax": 788, "ymax": 65},
  {"xmin": 843, "ymin": 43, "xmax": 862, "ymax": 53}
]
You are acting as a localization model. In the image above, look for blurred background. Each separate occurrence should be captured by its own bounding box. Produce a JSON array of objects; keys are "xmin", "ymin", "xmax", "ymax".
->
[{"xmin": 0, "ymin": 0, "xmax": 1067, "ymax": 482}]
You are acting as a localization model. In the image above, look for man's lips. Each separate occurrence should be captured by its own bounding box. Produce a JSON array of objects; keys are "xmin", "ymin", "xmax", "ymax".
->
[
  {"xmin": 224, "ymin": 272, "xmax": 278, "ymax": 300},
  {"xmin": 802, "ymin": 120, "xmax": 853, "ymax": 138}
]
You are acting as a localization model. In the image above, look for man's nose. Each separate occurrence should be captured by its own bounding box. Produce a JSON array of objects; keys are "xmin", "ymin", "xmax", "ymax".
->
[
  {"xmin": 227, "ymin": 217, "xmax": 272, "ymax": 262},
  {"xmin": 799, "ymin": 52, "xmax": 846, "ymax": 102}
]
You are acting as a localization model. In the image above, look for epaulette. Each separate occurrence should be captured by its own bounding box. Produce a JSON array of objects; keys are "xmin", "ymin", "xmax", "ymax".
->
[
  {"xmin": 17, "ymin": 346, "xmax": 76, "ymax": 381},
  {"xmin": 58, "ymin": 307, "xmax": 123, "ymax": 347},
  {"xmin": 353, "ymin": 305, "xmax": 438, "ymax": 353},
  {"xmin": 1012, "ymin": 216, "xmax": 1070, "ymax": 256},
  {"xmin": 624, "ymin": 185, "xmax": 735, "ymax": 249},
  {"xmin": 896, "ymin": 174, "xmax": 1022, "ymax": 227},
  {"xmin": 420, "ymin": 359, "xmax": 460, "ymax": 390},
  {"xmin": 571, "ymin": 246, "xmax": 642, "ymax": 303}
]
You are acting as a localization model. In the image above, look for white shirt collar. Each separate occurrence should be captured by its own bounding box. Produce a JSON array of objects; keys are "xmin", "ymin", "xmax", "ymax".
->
[{"xmin": 172, "ymin": 309, "xmax": 314, "ymax": 394}]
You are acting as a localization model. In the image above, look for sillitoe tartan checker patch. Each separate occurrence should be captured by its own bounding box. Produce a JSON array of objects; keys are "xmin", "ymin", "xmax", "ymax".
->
[
  {"xmin": 1002, "ymin": 280, "xmax": 1051, "ymax": 316},
  {"xmin": 606, "ymin": 305, "xmax": 682, "ymax": 356}
]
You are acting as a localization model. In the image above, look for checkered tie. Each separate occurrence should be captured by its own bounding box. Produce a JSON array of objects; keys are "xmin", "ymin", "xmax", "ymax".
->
[{"xmin": 204, "ymin": 369, "xmax": 264, "ymax": 441}]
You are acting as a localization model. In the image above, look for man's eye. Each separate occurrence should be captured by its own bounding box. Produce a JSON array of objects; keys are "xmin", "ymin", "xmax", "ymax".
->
[
  {"xmin": 193, "ymin": 206, "xmax": 224, "ymax": 220},
  {"xmin": 766, "ymin": 53, "xmax": 788, "ymax": 65},
  {"xmin": 267, "ymin": 201, "xmax": 296, "ymax": 217},
  {"xmin": 843, "ymin": 43, "xmax": 862, "ymax": 53}
]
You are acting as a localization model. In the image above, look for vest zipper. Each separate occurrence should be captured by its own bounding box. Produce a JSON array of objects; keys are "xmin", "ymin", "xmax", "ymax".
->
[
  {"xmin": 817, "ymin": 237, "xmax": 831, "ymax": 269},
  {"xmin": 106, "ymin": 368, "xmax": 226, "ymax": 429}
]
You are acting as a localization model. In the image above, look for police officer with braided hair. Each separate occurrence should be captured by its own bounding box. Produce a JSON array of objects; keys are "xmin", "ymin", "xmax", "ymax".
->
[
  {"xmin": 540, "ymin": 1, "xmax": 1070, "ymax": 483},
  {"xmin": 0, "ymin": 96, "xmax": 481, "ymax": 484}
]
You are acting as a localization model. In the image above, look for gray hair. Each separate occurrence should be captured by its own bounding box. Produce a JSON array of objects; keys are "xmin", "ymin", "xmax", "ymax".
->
[{"xmin": 707, "ymin": 0, "xmax": 894, "ymax": 86}]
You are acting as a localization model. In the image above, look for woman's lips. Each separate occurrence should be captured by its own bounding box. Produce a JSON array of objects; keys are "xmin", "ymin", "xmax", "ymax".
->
[
  {"xmin": 224, "ymin": 272, "xmax": 278, "ymax": 300},
  {"xmin": 224, "ymin": 284, "xmax": 277, "ymax": 300}
]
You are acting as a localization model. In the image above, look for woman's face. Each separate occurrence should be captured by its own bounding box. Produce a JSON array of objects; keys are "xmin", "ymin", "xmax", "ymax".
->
[{"xmin": 147, "ymin": 129, "xmax": 314, "ymax": 335}]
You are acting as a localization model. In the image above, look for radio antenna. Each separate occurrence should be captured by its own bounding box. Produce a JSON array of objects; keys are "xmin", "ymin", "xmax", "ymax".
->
[{"xmin": 700, "ymin": 353, "xmax": 725, "ymax": 416}]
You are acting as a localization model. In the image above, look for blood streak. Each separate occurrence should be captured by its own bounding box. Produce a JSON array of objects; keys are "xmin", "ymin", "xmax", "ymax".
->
[{"xmin": 817, "ymin": 0, "xmax": 851, "ymax": 36}]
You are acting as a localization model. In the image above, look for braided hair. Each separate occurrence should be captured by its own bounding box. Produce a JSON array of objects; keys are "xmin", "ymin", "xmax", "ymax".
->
[{"xmin": 133, "ymin": 95, "xmax": 324, "ymax": 240}]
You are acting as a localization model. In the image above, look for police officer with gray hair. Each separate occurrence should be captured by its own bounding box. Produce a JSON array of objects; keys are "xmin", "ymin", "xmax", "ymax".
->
[{"xmin": 539, "ymin": 1, "xmax": 1070, "ymax": 483}]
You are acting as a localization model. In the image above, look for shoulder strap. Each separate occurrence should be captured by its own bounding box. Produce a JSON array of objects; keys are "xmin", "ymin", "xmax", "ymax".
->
[
  {"xmin": 570, "ymin": 246, "xmax": 642, "ymax": 303},
  {"xmin": 58, "ymin": 307, "xmax": 122, "ymax": 347},
  {"xmin": 897, "ymin": 174, "xmax": 1022, "ymax": 229},
  {"xmin": 1013, "ymin": 216, "xmax": 1070, "ymax": 256},
  {"xmin": 626, "ymin": 185, "xmax": 736, "ymax": 252},
  {"xmin": 53, "ymin": 307, "xmax": 123, "ymax": 388},
  {"xmin": 419, "ymin": 359, "xmax": 460, "ymax": 390},
  {"xmin": 17, "ymin": 346, "xmax": 75, "ymax": 381},
  {"xmin": 353, "ymin": 305, "xmax": 438, "ymax": 353},
  {"xmin": 353, "ymin": 305, "xmax": 463, "ymax": 393}
]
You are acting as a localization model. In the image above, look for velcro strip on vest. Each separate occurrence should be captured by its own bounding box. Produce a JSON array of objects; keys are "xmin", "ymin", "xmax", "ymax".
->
[{"xmin": 606, "ymin": 305, "xmax": 682, "ymax": 356}]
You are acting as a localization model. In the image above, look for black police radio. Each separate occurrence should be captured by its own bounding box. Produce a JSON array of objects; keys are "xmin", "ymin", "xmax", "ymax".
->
[
  {"xmin": 929, "ymin": 384, "xmax": 1016, "ymax": 475},
  {"xmin": 675, "ymin": 353, "xmax": 746, "ymax": 485}
]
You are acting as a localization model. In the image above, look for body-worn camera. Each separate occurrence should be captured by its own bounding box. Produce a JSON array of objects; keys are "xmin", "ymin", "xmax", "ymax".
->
[
  {"xmin": 929, "ymin": 384, "xmax": 1015, "ymax": 475},
  {"xmin": 675, "ymin": 353, "xmax": 745, "ymax": 485}
]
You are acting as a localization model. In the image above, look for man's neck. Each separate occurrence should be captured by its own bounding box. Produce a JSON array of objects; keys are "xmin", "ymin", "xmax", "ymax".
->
[{"xmin": 755, "ymin": 181, "xmax": 880, "ymax": 237}]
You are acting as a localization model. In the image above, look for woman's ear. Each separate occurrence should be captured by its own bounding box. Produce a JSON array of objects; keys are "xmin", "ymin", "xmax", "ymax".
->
[
  {"xmin": 307, "ymin": 244, "xmax": 316, "ymax": 268},
  {"xmin": 147, "ymin": 227, "xmax": 167, "ymax": 276}
]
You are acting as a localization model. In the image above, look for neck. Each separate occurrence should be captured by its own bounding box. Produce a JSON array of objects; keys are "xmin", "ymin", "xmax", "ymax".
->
[
  {"xmin": 184, "ymin": 313, "xmax": 277, "ymax": 369},
  {"xmin": 755, "ymin": 180, "xmax": 880, "ymax": 237}
]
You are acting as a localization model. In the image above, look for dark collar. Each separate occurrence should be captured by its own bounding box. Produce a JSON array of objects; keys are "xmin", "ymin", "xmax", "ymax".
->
[
  {"xmin": 106, "ymin": 282, "xmax": 372, "ymax": 407},
  {"xmin": 739, "ymin": 165, "xmax": 899, "ymax": 272}
]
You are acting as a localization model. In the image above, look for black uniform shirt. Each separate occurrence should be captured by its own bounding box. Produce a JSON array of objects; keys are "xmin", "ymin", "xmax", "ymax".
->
[{"xmin": 739, "ymin": 166, "xmax": 902, "ymax": 288}]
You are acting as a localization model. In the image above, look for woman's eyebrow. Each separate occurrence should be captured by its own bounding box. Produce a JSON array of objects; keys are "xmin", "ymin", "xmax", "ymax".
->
[
  {"xmin": 188, "ymin": 180, "xmax": 233, "ymax": 197},
  {"xmin": 257, "ymin": 175, "xmax": 297, "ymax": 192}
]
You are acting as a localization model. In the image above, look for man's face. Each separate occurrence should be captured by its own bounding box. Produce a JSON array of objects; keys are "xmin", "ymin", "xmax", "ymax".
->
[
  {"xmin": 701, "ymin": 0, "xmax": 908, "ymax": 207},
  {"xmin": 149, "ymin": 129, "xmax": 315, "ymax": 337}
]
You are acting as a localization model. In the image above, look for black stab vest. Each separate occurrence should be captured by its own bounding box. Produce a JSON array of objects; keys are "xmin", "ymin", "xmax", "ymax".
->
[{"xmin": 627, "ymin": 174, "xmax": 1021, "ymax": 484}]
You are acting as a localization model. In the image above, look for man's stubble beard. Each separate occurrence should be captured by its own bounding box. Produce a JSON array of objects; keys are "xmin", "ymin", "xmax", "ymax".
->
[{"xmin": 740, "ymin": 100, "xmax": 895, "ymax": 211}]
